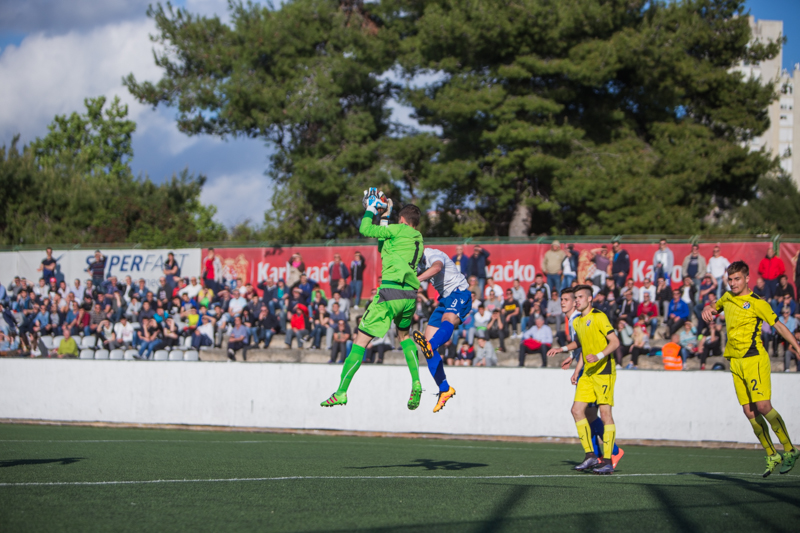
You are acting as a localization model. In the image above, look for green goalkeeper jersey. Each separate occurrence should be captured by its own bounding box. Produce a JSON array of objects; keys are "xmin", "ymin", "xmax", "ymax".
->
[{"xmin": 360, "ymin": 212, "xmax": 423, "ymax": 290}]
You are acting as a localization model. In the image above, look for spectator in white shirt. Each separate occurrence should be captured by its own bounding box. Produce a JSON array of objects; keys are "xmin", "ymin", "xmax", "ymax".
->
[
  {"xmin": 518, "ymin": 315, "xmax": 553, "ymax": 367},
  {"xmin": 69, "ymin": 278, "xmax": 85, "ymax": 302},
  {"xmin": 228, "ymin": 293, "xmax": 248, "ymax": 317},
  {"xmin": 510, "ymin": 279, "xmax": 526, "ymax": 305},
  {"xmin": 178, "ymin": 277, "xmax": 202, "ymax": 299},
  {"xmin": 473, "ymin": 304, "xmax": 492, "ymax": 339},
  {"xmin": 484, "ymin": 278, "xmax": 503, "ymax": 302},
  {"xmin": 706, "ymin": 245, "xmax": 730, "ymax": 298},
  {"xmin": 652, "ymin": 238, "xmax": 675, "ymax": 282},
  {"xmin": 111, "ymin": 316, "xmax": 135, "ymax": 348},
  {"xmin": 639, "ymin": 277, "xmax": 656, "ymax": 304}
]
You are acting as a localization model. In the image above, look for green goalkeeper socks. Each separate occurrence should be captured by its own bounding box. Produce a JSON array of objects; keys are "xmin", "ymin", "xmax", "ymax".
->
[
  {"xmin": 337, "ymin": 345, "xmax": 365, "ymax": 394},
  {"xmin": 400, "ymin": 338, "xmax": 421, "ymax": 383}
]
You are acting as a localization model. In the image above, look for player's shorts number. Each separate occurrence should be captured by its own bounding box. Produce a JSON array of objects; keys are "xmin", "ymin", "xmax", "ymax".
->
[
  {"xmin": 602, "ymin": 385, "xmax": 608, "ymax": 394},
  {"xmin": 751, "ymin": 379, "xmax": 758, "ymax": 391}
]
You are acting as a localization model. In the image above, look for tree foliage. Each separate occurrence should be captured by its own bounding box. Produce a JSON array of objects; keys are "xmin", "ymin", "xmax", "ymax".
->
[
  {"xmin": 127, "ymin": 0, "xmax": 789, "ymax": 239},
  {"xmin": 0, "ymin": 96, "xmax": 225, "ymax": 246}
]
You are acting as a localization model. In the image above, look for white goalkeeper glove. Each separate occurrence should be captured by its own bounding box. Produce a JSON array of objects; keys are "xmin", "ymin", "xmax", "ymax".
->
[
  {"xmin": 379, "ymin": 193, "xmax": 392, "ymax": 226},
  {"xmin": 362, "ymin": 187, "xmax": 387, "ymax": 215}
]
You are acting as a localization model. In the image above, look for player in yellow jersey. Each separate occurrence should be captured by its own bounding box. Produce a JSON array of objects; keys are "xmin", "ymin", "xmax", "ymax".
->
[
  {"xmin": 702, "ymin": 260, "xmax": 800, "ymax": 477},
  {"xmin": 563, "ymin": 284, "xmax": 620, "ymax": 474}
]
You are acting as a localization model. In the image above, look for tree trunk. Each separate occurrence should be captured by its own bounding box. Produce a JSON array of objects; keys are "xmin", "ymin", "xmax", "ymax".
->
[{"xmin": 508, "ymin": 197, "xmax": 531, "ymax": 237}]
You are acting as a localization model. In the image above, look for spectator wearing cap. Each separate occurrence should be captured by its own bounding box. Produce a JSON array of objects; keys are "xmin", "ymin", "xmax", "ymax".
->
[
  {"xmin": 611, "ymin": 240, "xmax": 630, "ymax": 287},
  {"xmin": 85, "ymin": 250, "xmax": 107, "ymax": 291},
  {"xmin": 542, "ymin": 241, "xmax": 566, "ymax": 294},
  {"xmin": 652, "ymin": 239, "xmax": 674, "ymax": 283},
  {"xmin": 681, "ymin": 244, "xmax": 707, "ymax": 290},
  {"xmin": 757, "ymin": 246, "xmax": 785, "ymax": 298},
  {"xmin": 38, "ymin": 247, "xmax": 58, "ymax": 283}
]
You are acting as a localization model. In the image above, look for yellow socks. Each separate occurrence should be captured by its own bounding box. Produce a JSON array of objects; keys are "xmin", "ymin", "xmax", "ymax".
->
[
  {"xmin": 603, "ymin": 424, "xmax": 616, "ymax": 459},
  {"xmin": 576, "ymin": 419, "xmax": 593, "ymax": 454},
  {"xmin": 765, "ymin": 409, "xmax": 795, "ymax": 453},
  {"xmin": 750, "ymin": 416, "xmax": 777, "ymax": 456}
]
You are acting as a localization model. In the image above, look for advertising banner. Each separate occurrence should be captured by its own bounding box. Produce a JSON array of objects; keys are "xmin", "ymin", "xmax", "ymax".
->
[
  {"xmin": 0, "ymin": 248, "xmax": 201, "ymax": 293},
  {"xmin": 207, "ymin": 240, "xmax": 773, "ymax": 297}
]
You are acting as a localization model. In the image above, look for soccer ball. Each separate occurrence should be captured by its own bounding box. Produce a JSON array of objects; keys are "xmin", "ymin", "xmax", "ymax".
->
[{"xmin": 362, "ymin": 189, "xmax": 388, "ymax": 214}]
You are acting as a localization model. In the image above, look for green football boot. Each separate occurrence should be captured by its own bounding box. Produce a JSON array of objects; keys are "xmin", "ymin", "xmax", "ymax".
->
[
  {"xmin": 321, "ymin": 392, "xmax": 347, "ymax": 407},
  {"xmin": 407, "ymin": 381, "xmax": 423, "ymax": 410},
  {"xmin": 779, "ymin": 448, "xmax": 799, "ymax": 475},
  {"xmin": 763, "ymin": 453, "xmax": 783, "ymax": 478}
]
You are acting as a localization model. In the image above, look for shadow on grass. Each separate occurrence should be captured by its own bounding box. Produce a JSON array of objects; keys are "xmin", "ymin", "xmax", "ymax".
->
[
  {"xmin": 1, "ymin": 457, "xmax": 83, "ymax": 468},
  {"xmin": 348, "ymin": 459, "xmax": 489, "ymax": 471}
]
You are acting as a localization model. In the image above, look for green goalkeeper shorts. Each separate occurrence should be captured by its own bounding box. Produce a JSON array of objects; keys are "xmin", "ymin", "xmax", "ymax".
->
[{"xmin": 358, "ymin": 287, "xmax": 418, "ymax": 338}]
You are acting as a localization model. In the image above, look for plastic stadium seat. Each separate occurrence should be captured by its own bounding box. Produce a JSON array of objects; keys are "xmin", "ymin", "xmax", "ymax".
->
[
  {"xmin": 153, "ymin": 350, "xmax": 169, "ymax": 361},
  {"xmin": 41, "ymin": 336, "xmax": 55, "ymax": 349},
  {"xmin": 183, "ymin": 336, "xmax": 193, "ymax": 348},
  {"xmin": 94, "ymin": 349, "xmax": 110, "ymax": 360},
  {"xmin": 183, "ymin": 350, "xmax": 199, "ymax": 361},
  {"xmin": 168, "ymin": 350, "xmax": 184, "ymax": 361},
  {"xmin": 79, "ymin": 349, "xmax": 95, "ymax": 360},
  {"xmin": 80, "ymin": 336, "xmax": 96, "ymax": 349},
  {"xmin": 109, "ymin": 349, "xmax": 125, "ymax": 360},
  {"xmin": 131, "ymin": 322, "xmax": 141, "ymax": 330},
  {"xmin": 52, "ymin": 336, "xmax": 64, "ymax": 349},
  {"xmin": 124, "ymin": 350, "xmax": 138, "ymax": 361}
]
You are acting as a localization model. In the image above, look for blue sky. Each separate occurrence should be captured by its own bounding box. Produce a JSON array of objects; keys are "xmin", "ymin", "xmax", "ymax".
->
[{"xmin": 0, "ymin": 0, "xmax": 797, "ymax": 227}]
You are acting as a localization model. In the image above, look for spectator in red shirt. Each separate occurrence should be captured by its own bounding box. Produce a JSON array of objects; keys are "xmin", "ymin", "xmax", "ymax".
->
[
  {"xmin": 202, "ymin": 248, "xmax": 223, "ymax": 293},
  {"xmin": 284, "ymin": 288, "xmax": 310, "ymax": 349},
  {"xmin": 758, "ymin": 246, "xmax": 785, "ymax": 298},
  {"xmin": 637, "ymin": 291, "xmax": 659, "ymax": 339}
]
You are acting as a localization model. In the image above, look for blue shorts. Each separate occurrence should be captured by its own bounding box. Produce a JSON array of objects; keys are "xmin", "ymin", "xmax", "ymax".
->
[{"xmin": 428, "ymin": 289, "xmax": 473, "ymax": 328}]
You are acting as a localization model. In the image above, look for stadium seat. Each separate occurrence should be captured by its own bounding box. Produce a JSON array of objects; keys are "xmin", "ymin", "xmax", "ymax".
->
[
  {"xmin": 183, "ymin": 336, "xmax": 193, "ymax": 348},
  {"xmin": 153, "ymin": 350, "xmax": 169, "ymax": 361},
  {"xmin": 94, "ymin": 349, "xmax": 110, "ymax": 360},
  {"xmin": 109, "ymin": 349, "xmax": 125, "ymax": 360},
  {"xmin": 81, "ymin": 335, "xmax": 96, "ymax": 349},
  {"xmin": 41, "ymin": 336, "xmax": 55, "ymax": 349},
  {"xmin": 52, "ymin": 336, "xmax": 64, "ymax": 349},
  {"xmin": 183, "ymin": 350, "xmax": 199, "ymax": 361},
  {"xmin": 79, "ymin": 349, "xmax": 95, "ymax": 360},
  {"xmin": 124, "ymin": 350, "xmax": 138, "ymax": 361},
  {"xmin": 168, "ymin": 350, "xmax": 184, "ymax": 361},
  {"xmin": 131, "ymin": 322, "xmax": 141, "ymax": 330}
]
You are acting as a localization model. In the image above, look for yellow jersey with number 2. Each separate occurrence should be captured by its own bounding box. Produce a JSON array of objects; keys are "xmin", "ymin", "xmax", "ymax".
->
[{"xmin": 715, "ymin": 292, "xmax": 776, "ymax": 360}]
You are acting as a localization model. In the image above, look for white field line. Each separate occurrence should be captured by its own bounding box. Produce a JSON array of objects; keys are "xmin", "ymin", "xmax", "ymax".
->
[
  {"xmin": 0, "ymin": 472, "xmax": 794, "ymax": 488},
  {"xmin": 0, "ymin": 439, "xmax": 740, "ymax": 458}
]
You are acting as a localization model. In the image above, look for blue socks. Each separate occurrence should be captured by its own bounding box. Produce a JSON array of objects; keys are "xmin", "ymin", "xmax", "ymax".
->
[
  {"xmin": 590, "ymin": 416, "xmax": 619, "ymax": 456},
  {"xmin": 426, "ymin": 351, "xmax": 450, "ymax": 393},
  {"xmin": 428, "ymin": 321, "xmax": 454, "ymax": 351}
]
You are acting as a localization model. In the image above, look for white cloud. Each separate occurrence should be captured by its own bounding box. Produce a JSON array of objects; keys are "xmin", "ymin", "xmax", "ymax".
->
[{"xmin": 200, "ymin": 172, "xmax": 274, "ymax": 227}]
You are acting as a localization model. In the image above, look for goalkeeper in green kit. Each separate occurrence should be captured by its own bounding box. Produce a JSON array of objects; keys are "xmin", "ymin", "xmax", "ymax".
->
[{"xmin": 321, "ymin": 188, "xmax": 425, "ymax": 409}]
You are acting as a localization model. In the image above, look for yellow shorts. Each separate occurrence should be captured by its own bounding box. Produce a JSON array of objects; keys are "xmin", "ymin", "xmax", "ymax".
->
[
  {"xmin": 575, "ymin": 373, "xmax": 615, "ymax": 406},
  {"xmin": 730, "ymin": 355, "xmax": 772, "ymax": 406}
]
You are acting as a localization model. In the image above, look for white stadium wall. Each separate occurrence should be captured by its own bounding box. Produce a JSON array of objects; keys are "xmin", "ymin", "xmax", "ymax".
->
[{"xmin": 1, "ymin": 359, "xmax": 797, "ymax": 446}]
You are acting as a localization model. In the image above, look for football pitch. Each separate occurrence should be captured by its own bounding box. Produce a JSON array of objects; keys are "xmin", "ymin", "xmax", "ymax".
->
[{"xmin": 1, "ymin": 424, "xmax": 798, "ymax": 532}]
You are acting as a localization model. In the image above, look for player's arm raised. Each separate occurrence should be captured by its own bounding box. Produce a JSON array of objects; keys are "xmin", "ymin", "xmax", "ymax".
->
[
  {"xmin": 418, "ymin": 261, "xmax": 443, "ymax": 282},
  {"xmin": 586, "ymin": 331, "xmax": 620, "ymax": 363}
]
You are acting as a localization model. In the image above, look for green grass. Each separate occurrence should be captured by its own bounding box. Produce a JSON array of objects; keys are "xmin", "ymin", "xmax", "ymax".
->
[{"xmin": 1, "ymin": 424, "xmax": 798, "ymax": 532}]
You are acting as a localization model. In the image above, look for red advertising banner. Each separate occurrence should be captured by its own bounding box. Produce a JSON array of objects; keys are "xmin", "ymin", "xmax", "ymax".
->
[{"xmin": 206, "ymin": 240, "xmax": 778, "ymax": 297}]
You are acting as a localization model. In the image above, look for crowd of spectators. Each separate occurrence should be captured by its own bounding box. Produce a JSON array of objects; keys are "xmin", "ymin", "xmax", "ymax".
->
[{"xmin": 1, "ymin": 241, "xmax": 799, "ymax": 372}]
